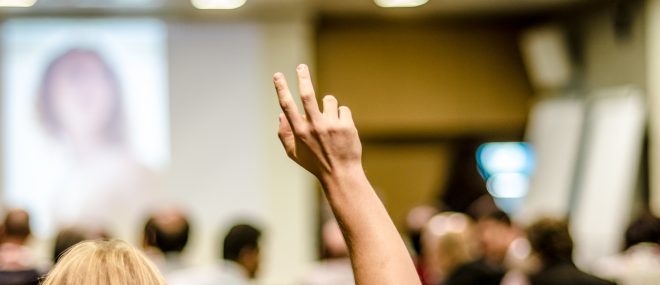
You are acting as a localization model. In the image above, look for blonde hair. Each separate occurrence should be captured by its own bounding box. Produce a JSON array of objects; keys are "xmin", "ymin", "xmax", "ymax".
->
[
  {"xmin": 42, "ymin": 239, "xmax": 167, "ymax": 285},
  {"xmin": 422, "ymin": 212, "xmax": 476, "ymax": 279}
]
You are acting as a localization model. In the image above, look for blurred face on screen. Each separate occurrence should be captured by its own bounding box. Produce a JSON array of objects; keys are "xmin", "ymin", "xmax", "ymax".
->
[{"xmin": 41, "ymin": 49, "xmax": 121, "ymax": 145}]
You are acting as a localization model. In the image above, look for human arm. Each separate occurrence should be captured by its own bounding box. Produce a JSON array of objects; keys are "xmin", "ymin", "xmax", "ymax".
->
[{"xmin": 273, "ymin": 64, "xmax": 421, "ymax": 285}]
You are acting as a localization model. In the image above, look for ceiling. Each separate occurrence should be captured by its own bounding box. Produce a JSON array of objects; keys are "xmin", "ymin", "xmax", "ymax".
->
[{"xmin": 1, "ymin": 0, "xmax": 602, "ymax": 17}]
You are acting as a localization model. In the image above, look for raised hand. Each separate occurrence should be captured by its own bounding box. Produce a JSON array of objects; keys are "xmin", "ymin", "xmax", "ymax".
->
[
  {"xmin": 273, "ymin": 64, "xmax": 363, "ymax": 183},
  {"xmin": 272, "ymin": 65, "xmax": 421, "ymax": 285}
]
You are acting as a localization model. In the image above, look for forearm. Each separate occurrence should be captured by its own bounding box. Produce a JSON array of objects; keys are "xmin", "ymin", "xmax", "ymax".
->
[{"xmin": 321, "ymin": 167, "xmax": 421, "ymax": 285}]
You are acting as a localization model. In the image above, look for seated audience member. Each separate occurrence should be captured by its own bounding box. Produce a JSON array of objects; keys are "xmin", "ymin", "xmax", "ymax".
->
[
  {"xmin": 420, "ymin": 212, "xmax": 477, "ymax": 285},
  {"xmin": 142, "ymin": 207, "xmax": 191, "ymax": 275},
  {"xmin": 52, "ymin": 228, "xmax": 89, "ymax": 264},
  {"xmin": 168, "ymin": 223, "xmax": 261, "ymax": 285},
  {"xmin": 478, "ymin": 210, "xmax": 530, "ymax": 272},
  {"xmin": 41, "ymin": 239, "xmax": 166, "ymax": 285},
  {"xmin": 437, "ymin": 210, "xmax": 525, "ymax": 285},
  {"xmin": 222, "ymin": 224, "xmax": 262, "ymax": 281},
  {"xmin": 527, "ymin": 217, "xmax": 616, "ymax": 285},
  {"xmin": 0, "ymin": 210, "xmax": 36, "ymax": 270},
  {"xmin": 0, "ymin": 209, "xmax": 40, "ymax": 285},
  {"xmin": 477, "ymin": 210, "xmax": 533, "ymax": 285},
  {"xmin": 301, "ymin": 219, "xmax": 354, "ymax": 285},
  {"xmin": 593, "ymin": 213, "xmax": 660, "ymax": 285},
  {"xmin": 406, "ymin": 205, "xmax": 439, "ymax": 285}
]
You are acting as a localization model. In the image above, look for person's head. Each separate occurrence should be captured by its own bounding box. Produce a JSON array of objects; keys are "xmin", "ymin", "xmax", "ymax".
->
[
  {"xmin": 223, "ymin": 224, "xmax": 261, "ymax": 278},
  {"xmin": 476, "ymin": 210, "xmax": 518, "ymax": 262},
  {"xmin": 42, "ymin": 239, "xmax": 166, "ymax": 285},
  {"xmin": 3, "ymin": 209, "xmax": 31, "ymax": 244},
  {"xmin": 526, "ymin": 217, "xmax": 573, "ymax": 266},
  {"xmin": 624, "ymin": 213, "xmax": 660, "ymax": 250},
  {"xmin": 38, "ymin": 48, "xmax": 124, "ymax": 144},
  {"xmin": 405, "ymin": 205, "xmax": 438, "ymax": 257},
  {"xmin": 53, "ymin": 228, "xmax": 89, "ymax": 263},
  {"xmin": 422, "ymin": 212, "xmax": 475, "ymax": 280},
  {"xmin": 142, "ymin": 208, "xmax": 190, "ymax": 255}
]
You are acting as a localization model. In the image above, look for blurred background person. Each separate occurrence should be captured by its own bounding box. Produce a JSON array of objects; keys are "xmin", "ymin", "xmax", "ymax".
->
[
  {"xmin": 526, "ymin": 217, "xmax": 615, "ymax": 285},
  {"xmin": 142, "ymin": 207, "xmax": 191, "ymax": 276},
  {"xmin": 476, "ymin": 210, "xmax": 533, "ymax": 285},
  {"xmin": 592, "ymin": 213, "xmax": 660, "ymax": 285},
  {"xmin": 430, "ymin": 209, "xmax": 528, "ymax": 285},
  {"xmin": 0, "ymin": 210, "xmax": 37, "ymax": 271},
  {"xmin": 52, "ymin": 227, "xmax": 90, "ymax": 264},
  {"xmin": 168, "ymin": 223, "xmax": 262, "ymax": 285},
  {"xmin": 422, "ymin": 212, "xmax": 501, "ymax": 285},
  {"xmin": 406, "ymin": 205, "xmax": 440, "ymax": 285},
  {"xmin": 0, "ymin": 210, "xmax": 40, "ymax": 285},
  {"xmin": 300, "ymin": 219, "xmax": 354, "ymax": 285}
]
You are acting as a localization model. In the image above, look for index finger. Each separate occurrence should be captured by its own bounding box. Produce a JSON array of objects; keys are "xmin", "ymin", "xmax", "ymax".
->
[{"xmin": 273, "ymin": 72, "xmax": 304, "ymax": 129}]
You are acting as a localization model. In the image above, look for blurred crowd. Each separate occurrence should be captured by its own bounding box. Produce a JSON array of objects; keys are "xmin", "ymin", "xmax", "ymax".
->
[
  {"xmin": 405, "ymin": 197, "xmax": 660, "ymax": 285},
  {"xmin": 0, "ymin": 195, "xmax": 658, "ymax": 285}
]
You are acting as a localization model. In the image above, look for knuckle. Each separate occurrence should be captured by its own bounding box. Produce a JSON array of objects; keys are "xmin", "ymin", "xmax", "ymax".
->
[
  {"xmin": 293, "ymin": 126, "xmax": 309, "ymax": 137},
  {"xmin": 311, "ymin": 123, "xmax": 329, "ymax": 135},
  {"xmin": 279, "ymin": 100, "xmax": 291, "ymax": 111},
  {"xmin": 301, "ymin": 93, "xmax": 314, "ymax": 102},
  {"xmin": 326, "ymin": 124, "xmax": 340, "ymax": 134}
]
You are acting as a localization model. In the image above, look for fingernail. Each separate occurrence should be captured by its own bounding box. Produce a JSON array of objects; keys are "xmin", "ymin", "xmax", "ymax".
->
[
  {"xmin": 297, "ymin": 64, "xmax": 306, "ymax": 71},
  {"xmin": 273, "ymin": 72, "xmax": 283, "ymax": 81}
]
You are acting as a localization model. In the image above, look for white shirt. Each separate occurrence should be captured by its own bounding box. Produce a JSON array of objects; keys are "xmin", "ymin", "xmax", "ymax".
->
[
  {"xmin": 167, "ymin": 261, "xmax": 251, "ymax": 285},
  {"xmin": 592, "ymin": 243, "xmax": 660, "ymax": 285},
  {"xmin": 300, "ymin": 258, "xmax": 355, "ymax": 285}
]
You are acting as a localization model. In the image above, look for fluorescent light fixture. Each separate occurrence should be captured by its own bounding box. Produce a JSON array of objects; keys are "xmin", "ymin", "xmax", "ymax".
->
[
  {"xmin": 191, "ymin": 0, "xmax": 245, "ymax": 9},
  {"xmin": 487, "ymin": 173, "xmax": 530, "ymax": 199},
  {"xmin": 0, "ymin": 0, "xmax": 37, "ymax": 7},
  {"xmin": 374, "ymin": 0, "xmax": 428, "ymax": 8},
  {"xmin": 477, "ymin": 142, "xmax": 535, "ymax": 177}
]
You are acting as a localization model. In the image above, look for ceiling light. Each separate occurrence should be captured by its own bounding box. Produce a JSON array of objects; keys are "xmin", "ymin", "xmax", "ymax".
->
[
  {"xmin": 374, "ymin": 0, "xmax": 428, "ymax": 8},
  {"xmin": 0, "ymin": 0, "xmax": 37, "ymax": 7},
  {"xmin": 191, "ymin": 0, "xmax": 245, "ymax": 9}
]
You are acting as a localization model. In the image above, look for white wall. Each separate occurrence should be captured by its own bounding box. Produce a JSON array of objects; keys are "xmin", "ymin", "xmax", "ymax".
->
[
  {"xmin": 519, "ymin": 97, "xmax": 584, "ymax": 224},
  {"xmin": 571, "ymin": 88, "xmax": 645, "ymax": 266},
  {"xmin": 165, "ymin": 18, "xmax": 315, "ymax": 284}
]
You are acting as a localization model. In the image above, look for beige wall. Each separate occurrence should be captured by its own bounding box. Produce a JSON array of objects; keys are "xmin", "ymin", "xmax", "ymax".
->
[
  {"xmin": 317, "ymin": 20, "xmax": 532, "ymax": 137},
  {"xmin": 317, "ymin": 19, "xmax": 533, "ymax": 228},
  {"xmin": 648, "ymin": 0, "xmax": 660, "ymax": 215},
  {"xmin": 581, "ymin": 2, "xmax": 646, "ymax": 91},
  {"xmin": 363, "ymin": 143, "xmax": 450, "ymax": 228}
]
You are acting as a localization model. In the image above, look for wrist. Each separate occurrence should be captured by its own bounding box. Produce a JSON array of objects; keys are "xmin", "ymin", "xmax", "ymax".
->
[{"xmin": 319, "ymin": 163, "xmax": 369, "ymax": 194}]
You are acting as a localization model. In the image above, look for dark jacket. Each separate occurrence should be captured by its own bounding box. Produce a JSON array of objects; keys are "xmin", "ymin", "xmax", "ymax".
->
[
  {"xmin": 530, "ymin": 261, "xmax": 616, "ymax": 285},
  {"xmin": 442, "ymin": 259, "xmax": 504, "ymax": 285}
]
